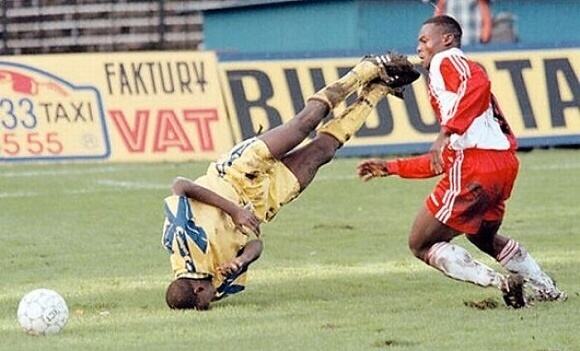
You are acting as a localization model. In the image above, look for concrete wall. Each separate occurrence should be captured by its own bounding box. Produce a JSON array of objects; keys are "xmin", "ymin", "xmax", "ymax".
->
[
  {"xmin": 493, "ymin": 0, "xmax": 580, "ymax": 46},
  {"xmin": 203, "ymin": 0, "xmax": 580, "ymax": 55},
  {"xmin": 204, "ymin": 0, "xmax": 361, "ymax": 54}
]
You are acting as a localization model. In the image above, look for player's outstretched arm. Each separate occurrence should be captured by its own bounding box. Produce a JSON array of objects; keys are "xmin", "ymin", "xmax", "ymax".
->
[
  {"xmin": 172, "ymin": 177, "xmax": 261, "ymax": 236},
  {"xmin": 357, "ymin": 153, "xmax": 442, "ymax": 181},
  {"xmin": 357, "ymin": 159, "xmax": 390, "ymax": 181},
  {"xmin": 218, "ymin": 239, "xmax": 263, "ymax": 277}
]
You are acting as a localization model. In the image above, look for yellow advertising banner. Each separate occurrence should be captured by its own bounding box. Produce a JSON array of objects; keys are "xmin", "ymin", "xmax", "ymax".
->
[
  {"xmin": 0, "ymin": 51, "xmax": 233, "ymax": 162},
  {"xmin": 219, "ymin": 48, "xmax": 579, "ymax": 155}
]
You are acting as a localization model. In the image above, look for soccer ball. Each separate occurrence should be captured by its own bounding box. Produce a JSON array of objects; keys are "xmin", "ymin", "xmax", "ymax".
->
[{"xmin": 17, "ymin": 289, "xmax": 69, "ymax": 336}]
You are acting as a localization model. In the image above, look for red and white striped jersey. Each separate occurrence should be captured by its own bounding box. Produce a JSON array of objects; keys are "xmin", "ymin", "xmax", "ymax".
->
[{"xmin": 428, "ymin": 48, "xmax": 514, "ymax": 151}]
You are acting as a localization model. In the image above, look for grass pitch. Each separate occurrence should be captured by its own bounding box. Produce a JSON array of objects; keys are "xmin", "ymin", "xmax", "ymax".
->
[{"xmin": 0, "ymin": 149, "xmax": 578, "ymax": 351}]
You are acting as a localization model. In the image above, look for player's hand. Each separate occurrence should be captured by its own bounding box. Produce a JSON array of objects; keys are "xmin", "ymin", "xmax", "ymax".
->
[
  {"xmin": 429, "ymin": 132, "xmax": 450, "ymax": 175},
  {"xmin": 218, "ymin": 257, "xmax": 245, "ymax": 277},
  {"xmin": 357, "ymin": 159, "xmax": 389, "ymax": 181},
  {"xmin": 231, "ymin": 206, "xmax": 261, "ymax": 237}
]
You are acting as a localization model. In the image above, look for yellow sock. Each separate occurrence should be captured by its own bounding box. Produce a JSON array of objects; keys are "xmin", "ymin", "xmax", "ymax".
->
[
  {"xmin": 317, "ymin": 83, "xmax": 391, "ymax": 144},
  {"xmin": 307, "ymin": 60, "xmax": 381, "ymax": 110}
]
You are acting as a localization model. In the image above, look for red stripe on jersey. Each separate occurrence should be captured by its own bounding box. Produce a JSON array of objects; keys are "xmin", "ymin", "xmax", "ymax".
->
[
  {"xmin": 430, "ymin": 57, "xmax": 492, "ymax": 135},
  {"xmin": 440, "ymin": 57, "xmax": 462, "ymax": 92}
]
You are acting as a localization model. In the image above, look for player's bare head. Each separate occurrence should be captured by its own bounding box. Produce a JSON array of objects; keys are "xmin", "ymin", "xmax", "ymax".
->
[
  {"xmin": 423, "ymin": 15, "xmax": 462, "ymax": 48},
  {"xmin": 417, "ymin": 15, "xmax": 462, "ymax": 69},
  {"xmin": 165, "ymin": 278, "xmax": 215, "ymax": 311}
]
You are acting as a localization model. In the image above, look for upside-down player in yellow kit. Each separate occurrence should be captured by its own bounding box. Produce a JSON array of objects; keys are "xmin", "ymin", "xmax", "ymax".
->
[{"xmin": 161, "ymin": 53, "xmax": 420, "ymax": 310}]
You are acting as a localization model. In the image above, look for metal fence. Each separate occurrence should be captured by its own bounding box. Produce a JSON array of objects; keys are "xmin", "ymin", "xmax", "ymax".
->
[{"xmin": 0, "ymin": 0, "xmax": 237, "ymax": 55}]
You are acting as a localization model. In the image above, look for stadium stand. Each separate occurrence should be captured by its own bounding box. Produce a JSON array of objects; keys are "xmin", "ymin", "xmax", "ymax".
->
[{"xmin": 0, "ymin": 0, "xmax": 244, "ymax": 55}]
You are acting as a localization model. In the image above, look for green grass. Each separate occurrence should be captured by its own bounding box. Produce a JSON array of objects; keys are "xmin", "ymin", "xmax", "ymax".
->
[{"xmin": 0, "ymin": 149, "xmax": 578, "ymax": 351}]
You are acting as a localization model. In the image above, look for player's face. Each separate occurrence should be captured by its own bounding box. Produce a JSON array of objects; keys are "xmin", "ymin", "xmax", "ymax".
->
[{"xmin": 417, "ymin": 23, "xmax": 448, "ymax": 69}]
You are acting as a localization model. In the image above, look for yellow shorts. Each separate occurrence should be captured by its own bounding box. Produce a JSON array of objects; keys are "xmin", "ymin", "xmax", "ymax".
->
[{"xmin": 211, "ymin": 137, "xmax": 301, "ymax": 222}]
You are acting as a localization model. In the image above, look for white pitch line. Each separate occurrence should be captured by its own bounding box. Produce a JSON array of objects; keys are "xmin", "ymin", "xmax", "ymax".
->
[
  {"xmin": 0, "ymin": 163, "xmax": 174, "ymax": 178},
  {"xmin": 97, "ymin": 179, "xmax": 168, "ymax": 190},
  {"xmin": 96, "ymin": 175, "xmax": 356, "ymax": 189},
  {"xmin": 0, "ymin": 166, "xmax": 139, "ymax": 178},
  {"xmin": 0, "ymin": 191, "xmax": 39, "ymax": 198},
  {"xmin": 66, "ymin": 188, "xmax": 105, "ymax": 195},
  {"xmin": 0, "ymin": 188, "xmax": 108, "ymax": 197},
  {"xmin": 0, "ymin": 179, "xmax": 167, "ymax": 198}
]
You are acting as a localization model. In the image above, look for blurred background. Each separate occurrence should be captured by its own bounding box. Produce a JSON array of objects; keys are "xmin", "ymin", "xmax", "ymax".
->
[
  {"xmin": 0, "ymin": 0, "xmax": 578, "ymax": 162},
  {"xmin": 1, "ymin": 0, "xmax": 578, "ymax": 55}
]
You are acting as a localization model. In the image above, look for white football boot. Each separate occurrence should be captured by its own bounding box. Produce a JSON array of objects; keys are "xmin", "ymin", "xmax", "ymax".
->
[{"xmin": 525, "ymin": 274, "xmax": 568, "ymax": 302}]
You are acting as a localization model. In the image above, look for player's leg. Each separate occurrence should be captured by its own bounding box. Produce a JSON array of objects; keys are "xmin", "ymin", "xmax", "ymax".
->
[
  {"xmin": 219, "ymin": 57, "xmax": 395, "ymax": 221},
  {"xmin": 259, "ymin": 58, "xmax": 387, "ymax": 160},
  {"xmin": 409, "ymin": 206, "xmax": 506, "ymax": 289},
  {"xmin": 410, "ymin": 207, "xmax": 526, "ymax": 308},
  {"xmin": 466, "ymin": 151, "xmax": 566, "ymax": 302},
  {"xmin": 258, "ymin": 101, "xmax": 329, "ymax": 161},
  {"xmin": 467, "ymin": 221, "xmax": 567, "ymax": 302},
  {"xmin": 281, "ymin": 82, "xmax": 391, "ymax": 189},
  {"xmin": 409, "ymin": 150, "xmax": 526, "ymax": 307},
  {"xmin": 280, "ymin": 134, "xmax": 339, "ymax": 190}
]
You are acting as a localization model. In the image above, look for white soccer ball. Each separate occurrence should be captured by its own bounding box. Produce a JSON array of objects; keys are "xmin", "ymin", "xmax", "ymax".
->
[{"xmin": 17, "ymin": 289, "xmax": 69, "ymax": 336}]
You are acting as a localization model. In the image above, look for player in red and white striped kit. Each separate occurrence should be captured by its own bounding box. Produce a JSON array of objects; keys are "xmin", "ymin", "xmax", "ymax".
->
[{"xmin": 358, "ymin": 15, "xmax": 566, "ymax": 307}]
